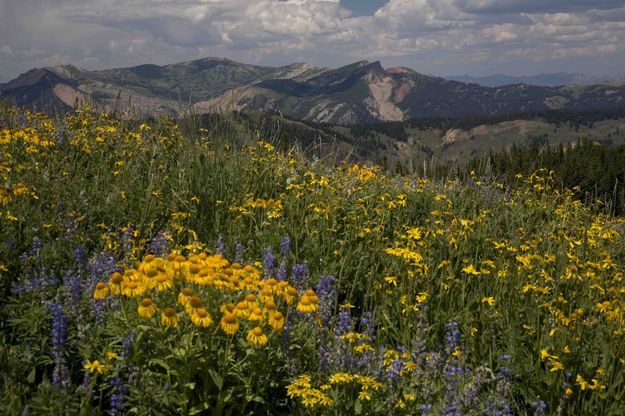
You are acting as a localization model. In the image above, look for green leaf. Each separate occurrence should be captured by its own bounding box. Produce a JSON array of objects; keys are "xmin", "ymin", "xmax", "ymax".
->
[
  {"xmin": 354, "ymin": 399, "xmax": 362, "ymax": 414},
  {"xmin": 27, "ymin": 367, "xmax": 36, "ymax": 384},
  {"xmin": 209, "ymin": 369, "xmax": 223, "ymax": 391},
  {"xmin": 251, "ymin": 396, "xmax": 265, "ymax": 404},
  {"xmin": 149, "ymin": 358, "xmax": 170, "ymax": 371},
  {"xmin": 149, "ymin": 358, "xmax": 178, "ymax": 376},
  {"xmin": 189, "ymin": 403, "xmax": 209, "ymax": 415}
]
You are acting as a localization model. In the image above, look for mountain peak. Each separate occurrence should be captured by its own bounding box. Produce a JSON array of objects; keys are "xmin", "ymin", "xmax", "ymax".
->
[
  {"xmin": 386, "ymin": 67, "xmax": 415, "ymax": 75},
  {"xmin": 365, "ymin": 61, "xmax": 384, "ymax": 71},
  {"xmin": 1, "ymin": 67, "xmax": 64, "ymax": 91},
  {"xmin": 49, "ymin": 65, "xmax": 84, "ymax": 78}
]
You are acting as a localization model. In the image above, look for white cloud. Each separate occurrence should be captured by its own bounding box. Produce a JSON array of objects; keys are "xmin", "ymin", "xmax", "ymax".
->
[
  {"xmin": 0, "ymin": 0, "xmax": 624, "ymax": 80},
  {"xmin": 482, "ymin": 24, "xmax": 518, "ymax": 43}
]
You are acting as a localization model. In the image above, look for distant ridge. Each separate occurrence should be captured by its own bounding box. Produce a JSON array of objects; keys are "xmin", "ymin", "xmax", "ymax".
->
[
  {"xmin": 2, "ymin": 57, "xmax": 625, "ymax": 123},
  {"xmin": 445, "ymin": 73, "xmax": 625, "ymax": 87}
]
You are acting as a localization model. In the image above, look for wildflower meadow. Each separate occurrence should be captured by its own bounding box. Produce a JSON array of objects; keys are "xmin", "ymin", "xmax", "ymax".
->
[{"xmin": 1, "ymin": 105, "xmax": 625, "ymax": 415}]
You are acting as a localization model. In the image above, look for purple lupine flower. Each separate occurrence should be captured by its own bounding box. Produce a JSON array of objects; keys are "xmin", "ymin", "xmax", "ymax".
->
[
  {"xmin": 89, "ymin": 253, "xmax": 119, "ymax": 286},
  {"xmin": 280, "ymin": 236, "xmax": 291, "ymax": 256},
  {"xmin": 30, "ymin": 236, "xmax": 44, "ymax": 258},
  {"xmin": 420, "ymin": 404, "xmax": 433, "ymax": 416},
  {"xmin": 318, "ymin": 343, "xmax": 330, "ymax": 373},
  {"xmin": 50, "ymin": 303, "xmax": 69, "ymax": 388},
  {"xmin": 388, "ymin": 358, "xmax": 406, "ymax": 383},
  {"xmin": 262, "ymin": 247, "xmax": 277, "ymax": 277},
  {"xmin": 27, "ymin": 271, "xmax": 44, "ymax": 291},
  {"xmin": 277, "ymin": 261, "xmax": 288, "ymax": 281},
  {"xmin": 93, "ymin": 300, "xmax": 106, "ymax": 326},
  {"xmin": 443, "ymin": 401, "xmax": 462, "ymax": 416},
  {"xmin": 360, "ymin": 312, "xmax": 376, "ymax": 342},
  {"xmin": 55, "ymin": 128, "xmax": 65, "ymax": 143},
  {"xmin": 109, "ymin": 377, "xmax": 126, "ymax": 415},
  {"xmin": 281, "ymin": 315, "xmax": 298, "ymax": 377},
  {"xmin": 335, "ymin": 310, "xmax": 352, "ymax": 337},
  {"xmin": 291, "ymin": 263, "xmax": 309, "ymax": 290},
  {"xmin": 150, "ymin": 230, "xmax": 172, "ymax": 257},
  {"xmin": 234, "ymin": 243, "xmax": 245, "ymax": 264},
  {"xmin": 88, "ymin": 253, "xmax": 119, "ymax": 325},
  {"xmin": 498, "ymin": 366, "xmax": 513, "ymax": 379},
  {"xmin": 215, "ymin": 235, "xmax": 226, "ymax": 257},
  {"xmin": 10, "ymin": 281, "xmax": 27, "ymax": 295},
  {"xmin": 121, "ymin": 332, "xmax": 136, "ymax": 358},
  {"xmin": 444, "ymin": 364, "xmax": 463, "ymax": 382},
  {"xmin": 63, "ymin": 270, "xmax": 83, "ymax": 306},
  {"xmin": 45, "ymin": 269, "xmax": 60, "ymax": 287},
  {"xmin": 315, "ymin": 275, "xmax": 335, "ymax": 325},
  {"xmin": 444, "ymin": 321, "xmax": 460, "ymax": 353},
  {"xmin": 121, "ymin": 227, "xmax": 135, "ymax": 261},
  {"xmin": 532, "ymin": 401, "xmax": 547, "ymax": 416},
  {"xmin": 81, "ymin": 370, "xmax": 92, "ymax": 396},
  {"xmin": 356, "ymin": 312, "xmax": 375, "ymax": 369},
  {"xmin": 74, "ymin": 245, "xmax": 88, "ymax": 270},
  {"xmin": 64, "ymin": 221, "xmax": 78, "ymax": 238}
]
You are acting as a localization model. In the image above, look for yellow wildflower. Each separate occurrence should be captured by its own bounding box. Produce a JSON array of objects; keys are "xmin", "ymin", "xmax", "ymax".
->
[
  {"xmin": 108, "ymin": 272, "xmax": 124, "ymax": 295},
  {"xmin": 247, "ymin": 326, "xmax": 268, "ymax": 346},
  {"xmin": 481, "ymin": 297, "xmax": 495, "ymax": 306},
  {"xmin": 122, "ymin": 281, "xmax": 145, "ymax": 298},
  {"xmin": 93, "ymin": 282, "xmax": 108, "ymax": 300},
  {"xmin": 155, "ymin": 274, "xmax": 173, "ymax": 292},
  {"xmin": 138, "ymin": 298, "xmax": 157, "ymax": 318},
  {"xmin": 220, "ymin": 312, "xmax": 240, "ymax": 336},
  {"xmin": 178, "ymin": 288, "xmax": 194, "ymax": 306},
  {"xmin": 358, "ymin": 389, "xmax": 372, "ymax": 401},
  {"xmin": 161, "ymin": 307, "xmax": 179, "ymax": 328},
  {"xmin": 269, "ymin": 311, "xmax": 285, "ymax": 330},
  {"xmin": 329, "ymin": 373, "xmax": 354, "ymax": 384},
  {"xmin": 284, "ymin": 287, "xmax": 298, "ymax": 304},
  {"xmin": 384, "ymin": 276, "xmax": 398, "ymax": 286},
  {"xmin": 190, "ymin": 307, "xmax": 213, "ymax": 327},
  {"xmin": 462, "ymin": 264, "xmax": 480, "ymax": 276},
  {"xmin": 297, "ymin": 296, "xmax": 318, "ymax": 313},
  {"xmin": 234, "ymin": 301, "xmax": 250, "ymax": 319},
  {"xmin": 84, "ymin": 360, "xmax": 111, "ymax": 375}
]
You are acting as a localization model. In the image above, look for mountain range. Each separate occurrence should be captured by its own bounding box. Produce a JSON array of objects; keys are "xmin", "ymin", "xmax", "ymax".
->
[
  {"xmin": 444, "ymin": 73, "xmax": 625, "ymax": 88},
  {"xmin": 1, "ymin": 57, "xmax": 625, "ymax": 124}
]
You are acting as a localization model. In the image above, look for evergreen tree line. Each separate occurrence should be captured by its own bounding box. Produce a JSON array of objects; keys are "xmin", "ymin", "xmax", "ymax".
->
[
  {"xmin": 347, "ymin": 107, "xmax": 625, "ymax": 142},
  {"xmin": 465, "ymin": 138, "xmax": 625, "ymax": 215}
]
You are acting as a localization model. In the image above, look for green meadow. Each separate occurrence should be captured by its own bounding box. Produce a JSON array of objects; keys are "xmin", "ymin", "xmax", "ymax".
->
[{"xmin": 1, "ymin": 105, "xmax": 625, "ymax": 415}]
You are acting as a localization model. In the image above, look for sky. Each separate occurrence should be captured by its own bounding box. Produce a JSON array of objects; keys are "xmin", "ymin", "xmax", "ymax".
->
[{"xmin": 1, "ymin": 0, "xmax": 625, "ymax": 82}]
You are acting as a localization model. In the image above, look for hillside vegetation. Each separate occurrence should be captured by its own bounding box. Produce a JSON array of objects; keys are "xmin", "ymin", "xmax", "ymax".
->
[{"xmin": 2, "ymin": 106, "xmax": 625, "ymax": 415}]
